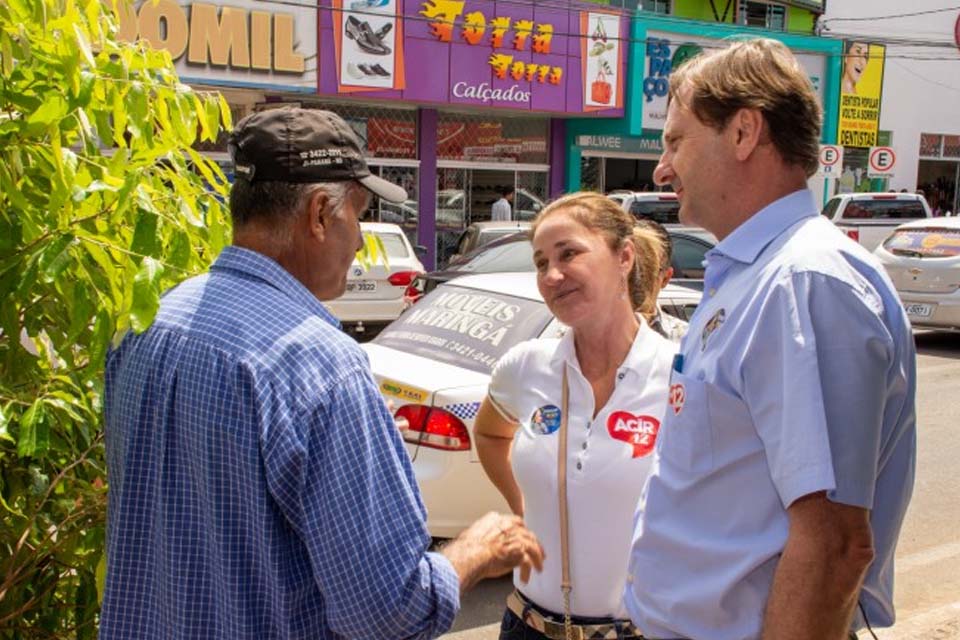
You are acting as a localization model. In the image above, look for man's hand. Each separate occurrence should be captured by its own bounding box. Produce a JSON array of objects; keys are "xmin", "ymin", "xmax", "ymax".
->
[{"xmin": 440, "ymin": 512, "xmax": 545, "ymax": 594}]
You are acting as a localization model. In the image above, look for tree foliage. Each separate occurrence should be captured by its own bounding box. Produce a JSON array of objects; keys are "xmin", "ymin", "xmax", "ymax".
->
[{"xmin": 0, "ymin": 0, "xmax": 232, "ymax": 636}]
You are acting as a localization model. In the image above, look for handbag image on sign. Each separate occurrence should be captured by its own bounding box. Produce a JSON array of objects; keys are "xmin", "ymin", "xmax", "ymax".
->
[{"xmin": 591, "ymin": 59, "xmax": 613, "ymax": 105}]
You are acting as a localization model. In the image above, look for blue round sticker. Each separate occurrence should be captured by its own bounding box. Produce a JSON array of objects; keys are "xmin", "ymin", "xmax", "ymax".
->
[{"xmin": 530, "ymin": 404, "xmax": 562, "ymax": 435}]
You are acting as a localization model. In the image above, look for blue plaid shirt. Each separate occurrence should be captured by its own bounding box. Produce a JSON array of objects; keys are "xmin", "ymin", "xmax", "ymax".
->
[{"xmin": 101, "ymin": 247, "xmax": 459, "ymax": 639}]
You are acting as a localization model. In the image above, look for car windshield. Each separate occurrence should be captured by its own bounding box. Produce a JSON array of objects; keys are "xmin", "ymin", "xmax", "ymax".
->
[
  {"xmin": 367, "ymin": 232, "xmax": 410, "ymax": 258},
  {"xmin": 883, "ymin": 228, "xmax": 960, "ymax": 258},
  {"xmin": 630, "ymin": 200, "xmax": 680, "ymax": 224},
  {"xmin": 842, "ymin": 199, "xmax": 926, "ymax": 220},
  {"xmin": 373, "ymin": 284, "xmax": 553, "ymax": 373},
  {"xmin": 478, "ymin": 228, "xmax": 527, "ymax": 246},
  {"xmin": 447, "ymin": 235, "xmax": 534, "ymax": 273}
]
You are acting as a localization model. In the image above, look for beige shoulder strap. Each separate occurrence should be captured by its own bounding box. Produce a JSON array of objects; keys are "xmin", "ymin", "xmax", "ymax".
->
[{"xmin": 558, "ymin": 366, "xmax": 574, "ymax": 639}]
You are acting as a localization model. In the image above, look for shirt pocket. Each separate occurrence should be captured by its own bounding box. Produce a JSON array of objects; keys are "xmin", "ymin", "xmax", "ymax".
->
[{"xmin": 656, "ymin": 369, "xmax": 714, "ymax": 473}]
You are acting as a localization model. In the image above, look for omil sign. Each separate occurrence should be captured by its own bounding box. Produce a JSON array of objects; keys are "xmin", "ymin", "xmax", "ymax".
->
[{"xmin": 116, "ymin": 1, "xmax": 311, "ymax": 76}]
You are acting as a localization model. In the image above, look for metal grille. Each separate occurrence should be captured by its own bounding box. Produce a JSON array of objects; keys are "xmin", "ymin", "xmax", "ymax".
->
[
  {"xmin": 436, "ymin": 168, "xmax": 468, "ymax": 266},
  {"xmin": 306, "ymin": 101, "xmax": 418, "ymax": 160},
  {"xmin": 367, "ymin": 165, "xmax": 419, "ymax": 247},
  {"xmin": 516, "ymin": 171, "xmax": 548, "ymax": 220},
  {"xmin": 580, "ymin": 156, "xmax": 603, "ymax": 192},
  {"xmin": 437, "ymin": 112, "xmax": 549, "ymax": 164}
]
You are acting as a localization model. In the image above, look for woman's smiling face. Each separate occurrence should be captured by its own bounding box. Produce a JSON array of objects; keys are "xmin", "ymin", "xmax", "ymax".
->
[
  {"xmin": 532, "ymin": 210, "xmax": 632, "ymax": 329},
  {"xmin": 844, "ymin": 42, "xmax": 869, "ymax": 89}
]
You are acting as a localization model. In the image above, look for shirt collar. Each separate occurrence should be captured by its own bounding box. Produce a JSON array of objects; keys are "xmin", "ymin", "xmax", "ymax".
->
[
  {"xmin": 211, "ymin": 246, "xmax": 341, "ymax": 328},
  {"xmin": 710, "ymin": 189, "xmax": 818, "ymax": 265},
  {"xmin": 550, "ymin": 314, "xmax": 657, "ymax": 384}
]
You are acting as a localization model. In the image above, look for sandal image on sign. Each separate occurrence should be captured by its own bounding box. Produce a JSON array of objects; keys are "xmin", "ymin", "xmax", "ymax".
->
[{"xmin": 345, "ymin": 15, "xmax": 391, "ymax": 55}]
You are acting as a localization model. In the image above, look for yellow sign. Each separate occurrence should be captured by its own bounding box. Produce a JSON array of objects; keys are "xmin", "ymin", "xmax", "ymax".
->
[
  {"xmin": 379, "ymin": 379, "xmax": 429, "ymax": 404},
  {"xmin": 116, "ymin": 1, "xmax": 305, "ymax": 73},
  {"xmin": 837, "ymin": 41, "xmax": 886, "ymax": 148}
]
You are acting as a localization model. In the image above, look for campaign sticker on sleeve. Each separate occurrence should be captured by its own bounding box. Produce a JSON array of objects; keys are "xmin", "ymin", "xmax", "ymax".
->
[
  {"xmin": 529, "ymin": 404, "xmax": 562, "ymax": 435},
  {"xmin": 669, "ymin": 383, "xmax": 686, "ymax": 416},
  {"xmin": 607, "ymin": 411, "xmax": 660, "ymax": 458}
]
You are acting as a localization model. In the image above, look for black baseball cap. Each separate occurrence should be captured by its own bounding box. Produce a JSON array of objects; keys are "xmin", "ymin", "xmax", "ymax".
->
[{"xmin": 227, "ymin": 107, "xmax": 408, "ymax": 203}]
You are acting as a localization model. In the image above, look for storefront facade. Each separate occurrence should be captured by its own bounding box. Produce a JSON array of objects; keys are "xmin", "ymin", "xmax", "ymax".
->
[
  {"xmin": 312, "ymin": 0, "xmax": 631, "ymax": 267},
  {"xmin": 824, "ymin": 1, "xmax": 960, "ymax": 215},
  {"xmin": 565, "ymin": 14, "xmax": 842, "ymax": 199},
  {"xmin": 122, "ymin": 0, "xmax": 631, "ymax": 268}
]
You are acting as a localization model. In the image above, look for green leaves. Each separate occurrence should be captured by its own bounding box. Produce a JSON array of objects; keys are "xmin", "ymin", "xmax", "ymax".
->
[
  {"xmin": 130, "ymin": 257, "xmax": 163, "ymax": 332},
  {"xmin": 17, "ymin": 399, "xmax": 49, "ymax": 458},
  {"xmin": 0, "ymin": 0, "xmax": 232, "ymax": 633}
]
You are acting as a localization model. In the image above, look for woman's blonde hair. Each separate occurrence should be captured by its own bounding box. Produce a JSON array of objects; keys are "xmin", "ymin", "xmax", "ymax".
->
[{"xmin": 530, "ymin": 192, "xmax": 666, "ymax": 321}]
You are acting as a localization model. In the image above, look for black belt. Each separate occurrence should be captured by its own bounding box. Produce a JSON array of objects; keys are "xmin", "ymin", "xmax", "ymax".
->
[{"xmin": 507, "ymin": 590, "xmax": 644, "ymax": 640}]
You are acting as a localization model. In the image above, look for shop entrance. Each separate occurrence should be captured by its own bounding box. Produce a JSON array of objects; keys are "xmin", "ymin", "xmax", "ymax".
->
[
  {"xmin": 918, "ymin": 159, "xmax": 959, "ymax": 215},
  {"xmin": 435, "ymin": 164, "xmax": 548, "ymax": 266},
  {"xmin": 580, "ymin": 154, "xmax": 661, "ymax": 192}
]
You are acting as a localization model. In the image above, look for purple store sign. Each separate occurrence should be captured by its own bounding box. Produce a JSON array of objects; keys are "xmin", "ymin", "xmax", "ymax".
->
[{"xmin": 318, "ymin": 0, "xmax": 627, "ymax": 115}]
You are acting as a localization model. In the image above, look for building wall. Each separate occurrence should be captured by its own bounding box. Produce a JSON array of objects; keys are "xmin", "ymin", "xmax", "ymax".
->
[
  {"xmin": 672, "ymin": 0, "xmax": 735, "ymax": 23},
  {"xmin": 787, "ymin": 6, "xmax": 815, "ymax": 33},
  {"xmin": 823, "ymin": 0, "xmax": 960, "ymax": 192}
]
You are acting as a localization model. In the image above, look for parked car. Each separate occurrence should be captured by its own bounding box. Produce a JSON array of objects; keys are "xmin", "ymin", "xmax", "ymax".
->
[
  {"xmin": 364, "ymin": 272, "xmax": 702, "ymax": 537},
  {"xmin": 446, "ymin": 221, "xmax": 532, "ymax": 264},
  {"xmin": 874, "ymin": 217, "xmax": 960, "ymax": 331},
  {"xmin": 410, "ymin": 226, "xmax": 715, "ymax": 301},
  {"xmin": 607, "ymin": 191, "xmax": 681, "ymax": 225},
  {"xmin": 325, "ymin": 222, "xmax": 425, "ymax": 340},
  {"xmin": 822, "ymin": 192, "xmax": 932, "ymax": 252}
]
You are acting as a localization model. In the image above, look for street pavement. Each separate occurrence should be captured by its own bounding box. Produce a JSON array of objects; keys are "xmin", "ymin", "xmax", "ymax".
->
[{"xmin": 442, "ymin": 330, "xmax": 960, "ymax": 640}]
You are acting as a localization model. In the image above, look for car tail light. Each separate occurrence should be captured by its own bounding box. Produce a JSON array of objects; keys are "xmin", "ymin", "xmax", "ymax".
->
[
  {"xmin": 395, "ymin": 404, "xmax": 471, "ymax": 451},
  {"xmin": 841, "ymin": 227, "xmax": 860, "ymax": 242},
  {"xmin": 388, "ymin": 270, "xmax": 420, "ymax": 287},
  {"xmin": 404, "ymin": 275, "xmax": 426, "ymax": 304},
  {"xmin": 871, "ymin": 195, "xmax": 897, "ymax": 200}
]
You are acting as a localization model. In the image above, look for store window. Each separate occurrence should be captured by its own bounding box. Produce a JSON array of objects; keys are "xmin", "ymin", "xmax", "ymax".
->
[
  {"xmin": 739, "ymin": 1, "xmax": 786, "ymax": 31},
  {"xmin": 640, "ymin": 0, "xmax": 670, "ymax": 14},
  {"xmin": 436, "ymin": 113, "xmax": 548, "ymax": 164},
  {"xmin": 918, "ymin": 132, "xmax": 959, "ymax": 216}
]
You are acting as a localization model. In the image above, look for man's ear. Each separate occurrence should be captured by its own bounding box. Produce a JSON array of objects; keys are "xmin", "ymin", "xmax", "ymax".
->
[
  {"xmin": 730, "ymin": 108, "xmax": 765, "ymax": 162},
  {"xmin": 307, "ymin": 188, "xmax": 331, "ymax": 242}
]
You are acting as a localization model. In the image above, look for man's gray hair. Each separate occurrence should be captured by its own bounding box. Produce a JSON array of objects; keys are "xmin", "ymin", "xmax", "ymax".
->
[{"xmin": 229, "ymin": 179, "xmax": 365, "ymax": 244}]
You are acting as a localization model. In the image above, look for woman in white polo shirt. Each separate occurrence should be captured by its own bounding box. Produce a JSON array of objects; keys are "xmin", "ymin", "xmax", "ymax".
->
[{"xmin": 474, "ymin": 192, "xmax": 677, "ymax": 640}]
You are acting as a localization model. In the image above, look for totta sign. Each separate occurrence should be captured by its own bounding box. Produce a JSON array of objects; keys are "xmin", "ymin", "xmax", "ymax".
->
[
  {"xmin": 868, "ymin": 146, "xmax": 896, "ymax": 178},
  {"xmin": 816, "ymin": 144, "xmax": 843, "ymax": 177}
]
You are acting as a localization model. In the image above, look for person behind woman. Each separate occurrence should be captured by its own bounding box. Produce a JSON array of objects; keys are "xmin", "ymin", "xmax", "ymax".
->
[{"xmin": 474, "ymin": 192, "xmax": 677, "ymax": 640}]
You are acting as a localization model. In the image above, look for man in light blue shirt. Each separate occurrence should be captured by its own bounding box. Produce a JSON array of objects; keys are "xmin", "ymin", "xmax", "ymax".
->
[{"xmin": 624, "ymin": 40, "xmax": 916, "ymax": 640}]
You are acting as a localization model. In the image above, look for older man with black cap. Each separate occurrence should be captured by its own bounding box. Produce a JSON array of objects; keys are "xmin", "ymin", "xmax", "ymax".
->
[{"xmin": 100, "ymin": 107, "xmax": 544, "ymax": 640}]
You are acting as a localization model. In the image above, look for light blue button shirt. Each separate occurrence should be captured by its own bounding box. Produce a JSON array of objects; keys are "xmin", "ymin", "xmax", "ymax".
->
[{"xmin": 624, "ymin": 190, "xmax": 917, "ymax": 640}]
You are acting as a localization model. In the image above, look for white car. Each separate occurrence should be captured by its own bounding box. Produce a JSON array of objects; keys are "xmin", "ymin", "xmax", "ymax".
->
[
  {"xmin": 874, "ymin": 217, "xmax": 960, "ymax": 331},
  {"xmin": 821, "ymin": 192, "xmax": 932, "ymax": 252},
  {"xmin": 607, "ymin": 190, "xmax": 681, "ymax": 225},
  {"xmin": 325, "ymin": 222, "xmax": 425, "ymax": 340},
  {"xmin": 362, "ymin": 271, "xmax": 701, "ymax": 537}
]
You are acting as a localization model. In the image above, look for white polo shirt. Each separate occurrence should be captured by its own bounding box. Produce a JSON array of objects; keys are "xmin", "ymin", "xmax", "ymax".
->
[{"xmin": 488, "ymin": 317, "xmax": 676, "ymax": 618}]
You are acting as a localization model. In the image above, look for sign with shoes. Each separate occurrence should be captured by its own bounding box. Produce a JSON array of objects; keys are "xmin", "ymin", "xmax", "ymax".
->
[
  {"xmin": 335, "ymin": 0, "xmax": 403, "ymax": 90},
  {"xmin": 321, "ymin": 0, "xmax": 628, "ymax": 115}
]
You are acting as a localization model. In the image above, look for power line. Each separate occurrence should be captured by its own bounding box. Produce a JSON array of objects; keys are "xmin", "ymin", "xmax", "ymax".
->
[
  {"xmin": 890, "ymin": 58, "xmax": 960, "ymax": 94},
  {"xmin": 148, "ymin": 0, "xmax": 960, "ymax": 56},
  {"xmin": 821, "ymin": 5, "xmax": 960, "ymax": 23}
]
